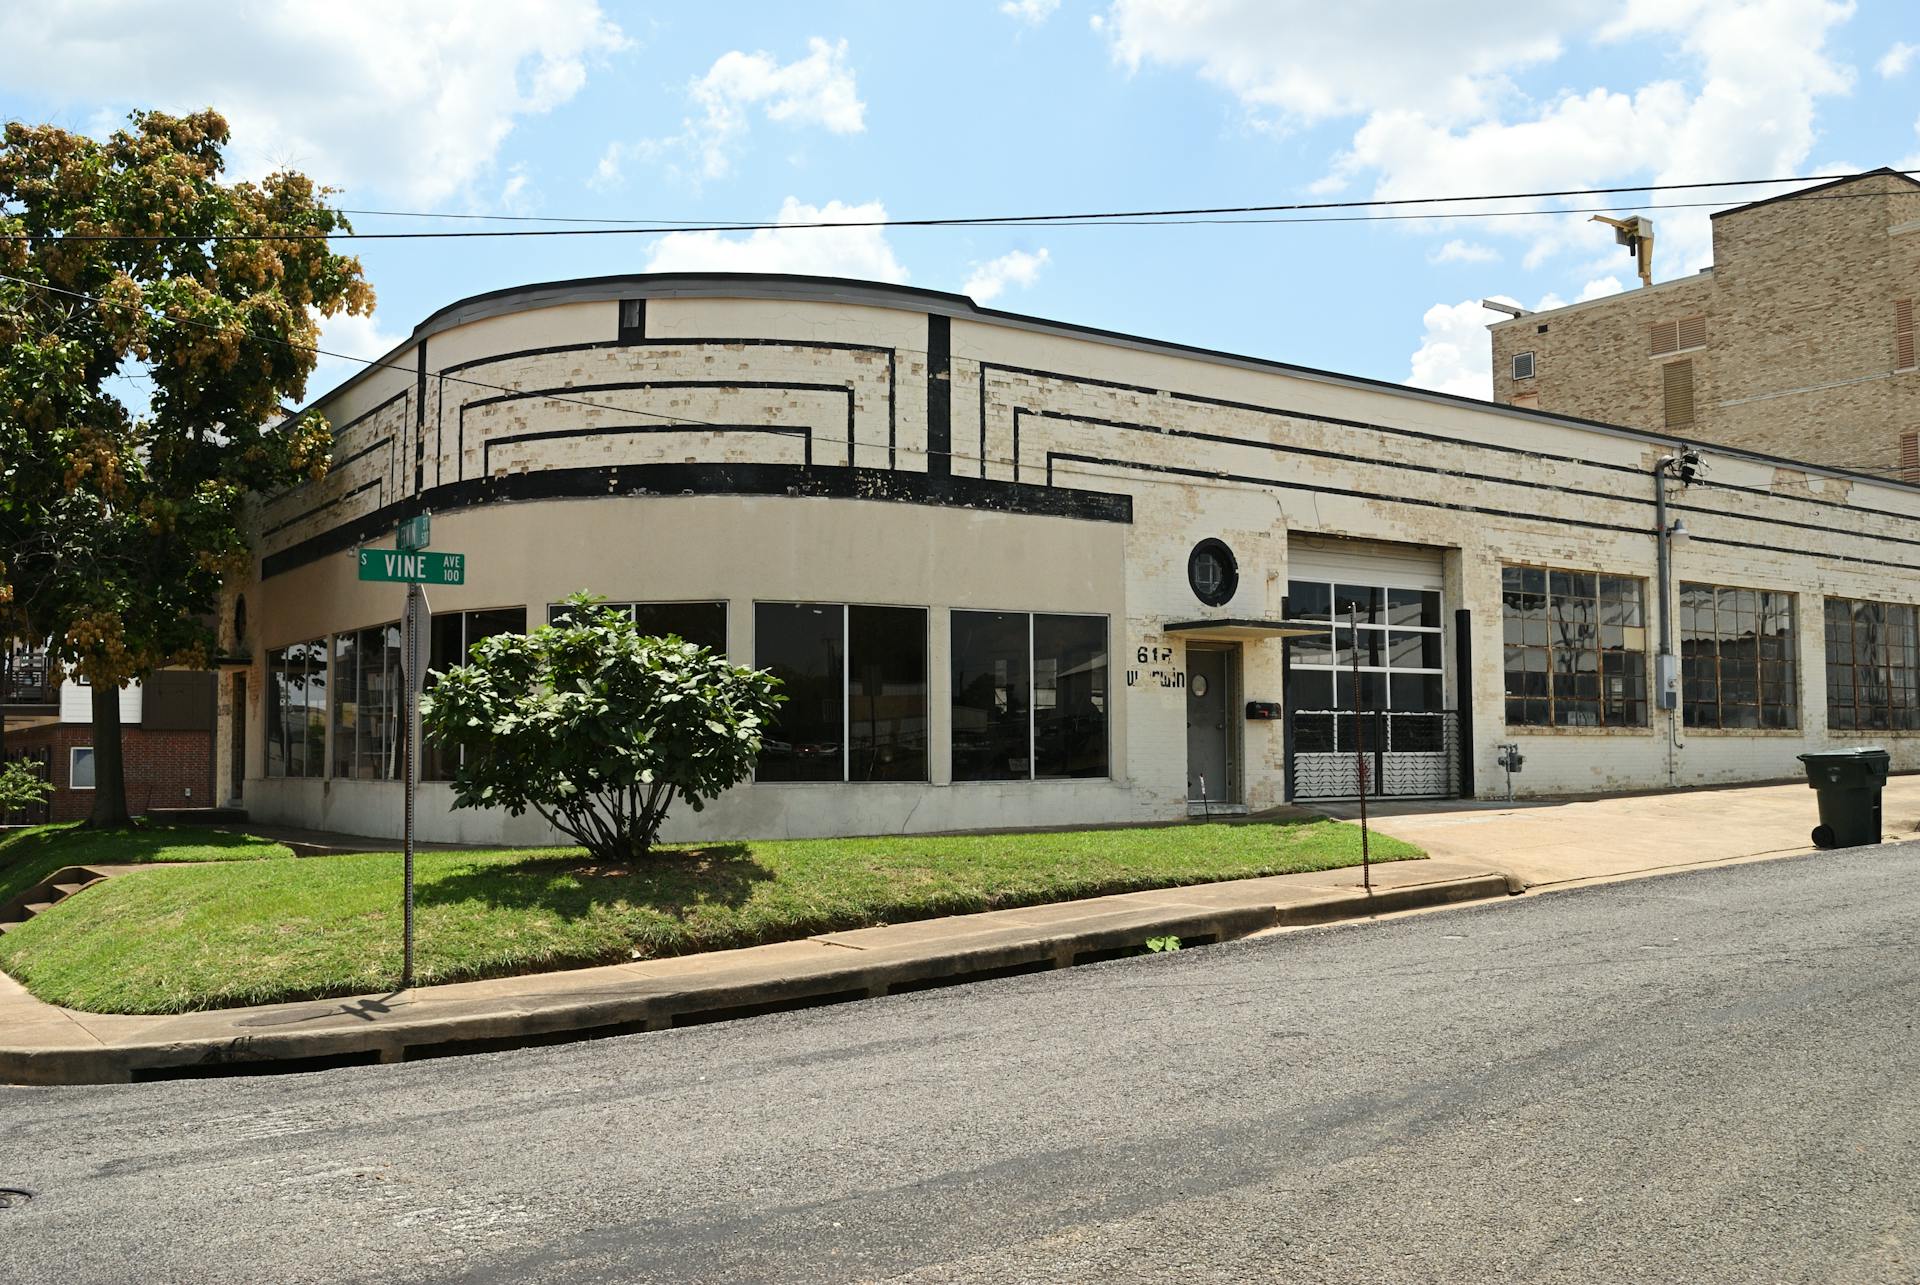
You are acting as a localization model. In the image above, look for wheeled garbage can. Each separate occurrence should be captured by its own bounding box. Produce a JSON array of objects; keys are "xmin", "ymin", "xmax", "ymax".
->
[{"xmin": 1796, "ymin": 747, "xmax": 1890, "ymax": 849}]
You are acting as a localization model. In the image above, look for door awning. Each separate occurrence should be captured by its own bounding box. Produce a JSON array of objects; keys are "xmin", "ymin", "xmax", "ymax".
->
[{"xmin": 1161, "ymin": 617, "xmax": 1323, "ymax": 642}]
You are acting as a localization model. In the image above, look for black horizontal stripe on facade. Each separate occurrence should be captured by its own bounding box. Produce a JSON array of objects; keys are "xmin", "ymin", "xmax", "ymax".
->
[
  {"xmin": 259, "ymin": 434, "xmax": 393, "ymax": 532},
  {"xmin": 259, "ymin": 463, "xmax": 1132, "ymax": 580},
  {"xmin": 1046, "ymin": 450, "xmax": 1920, "ymax": 576},
  {"xmin": 981, "ymin": 362, "xmax": 1920, "ymax": 552},
  {"xmin": 482, "ymin": 423, "xmax": 814, "ymax": 472},
  {"xmin": 455, "ymin": 379, "xmax": 856, "ymax": 484},
  {"xmin": 259, "ymin": 389, "xmax": 407, "ymax": 507},
  {"xmin": 432, "ymin": 337, "xmax": 899, "ymax": 486},
  {"xmin": 264, "ymin": 477, "xmax": 383, "ymax": 539}
]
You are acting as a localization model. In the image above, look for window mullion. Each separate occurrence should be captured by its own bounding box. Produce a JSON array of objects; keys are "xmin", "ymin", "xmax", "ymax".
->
[
  {"xmin": 1028, "ymin": 613, "xmax": 1037, "ymax": 782},
  {"xmin": 842, "ymin": 604, "xmax": 851, "ymax": 784}
]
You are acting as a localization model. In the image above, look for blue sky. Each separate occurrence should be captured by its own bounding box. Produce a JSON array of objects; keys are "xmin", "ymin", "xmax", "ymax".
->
[{"xmin": 3, "ymin": 1, "xmax": 1917, "ymax": 405}]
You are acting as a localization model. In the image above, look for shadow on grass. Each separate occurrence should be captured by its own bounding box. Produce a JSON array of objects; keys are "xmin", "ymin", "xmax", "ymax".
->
[{"xmin": 416, "ymin": 843, "xmax": 774, "ymax": 921}]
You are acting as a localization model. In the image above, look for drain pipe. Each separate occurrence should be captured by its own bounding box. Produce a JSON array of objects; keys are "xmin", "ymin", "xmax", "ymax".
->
[{"xmin": 1654, "ymin": 449, "xmax": 1700, "ymax": 788}]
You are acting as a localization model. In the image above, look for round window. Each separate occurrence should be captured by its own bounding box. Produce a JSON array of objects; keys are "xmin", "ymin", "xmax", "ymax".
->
[
  {"xmin": 1191, "ymin": 673, "xmax": 1210, "ymax": 698},
  {"xmin": 1187, "ymin": 539, "xmax": 1238, "ymax": 607}
]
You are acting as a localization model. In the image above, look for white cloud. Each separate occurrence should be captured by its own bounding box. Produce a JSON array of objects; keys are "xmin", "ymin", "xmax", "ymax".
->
[
  {"xmin": 1002, "ymin": 0, "xmax": 1062, "ymax": 23},
  {"xmin": 630, "ymin": 37, "xmax": 865, "ymax": 183},
  {"xmin": 962, "ymin": 248, "xmax": 1052, "ymax": 301},
  {"xmin": 0, "ymin": 2, "xmax": 627, "ymax": 205},
  {"xmin": 1104, "ymin": 0, "xmax": 1589, "ymax": 128},
  {"xmin": 1107, "ymin": 0, "xmax": 1858, "ymax": 285},
  {"xmin": 1577, "ymin": 275, "xmax": 1624, "ymax": 301},
  {"xmin": 309, "ymin": 310, "xmax": 408, "ymax": 402},
  {"xmin": 1428, "ymin": 239, "xmax": 1500, "ymax": 265},
  {"xmin": 1878, "ymin": 41, "xmax": 1917, "ymax": 77},
  {"xmin": 642, "ymin": 197, "xmax": 907, "ymax": 281},
  {"xmin": 1406, "ymin": 298, "xmax": 1503, "ymax": 400}
]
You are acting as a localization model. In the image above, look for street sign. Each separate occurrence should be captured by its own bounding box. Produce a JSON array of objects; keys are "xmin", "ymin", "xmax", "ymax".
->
[
  {"xmin": 357, "ymin": 548, "xmax": 466, "ymax": 585},
  {"xmin": 397, "ymin": 513, "xmax": 430, "ymax": 551}
]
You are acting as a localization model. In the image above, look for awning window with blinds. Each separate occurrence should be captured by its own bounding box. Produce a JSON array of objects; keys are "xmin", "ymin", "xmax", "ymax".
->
[
  {"xmin": 1651, "ymin": 315, "xmax": 1707, "ymax": 356},
  {"xmin": 1897, "ymin": 298, "xmax": 1914, "ymax": 371}
]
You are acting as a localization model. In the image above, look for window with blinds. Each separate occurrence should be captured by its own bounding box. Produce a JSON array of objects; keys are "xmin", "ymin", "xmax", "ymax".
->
[
  {"xmin": 1897, "ymin": 298, "xmax": 1915, "ymax": 371},
  {"xmin": 1662, "ymin": 360, "xmax": 1695, "ymax": 428},
  {"xmin": 1651, "ymin": 315, "xmax": 1707, "ymax": 356}
]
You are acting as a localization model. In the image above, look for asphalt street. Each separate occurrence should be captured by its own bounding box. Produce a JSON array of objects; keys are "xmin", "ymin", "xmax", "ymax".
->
[{"xmin": 3, "ymin": 843, "xmax": 1918, "ymax": 1284}]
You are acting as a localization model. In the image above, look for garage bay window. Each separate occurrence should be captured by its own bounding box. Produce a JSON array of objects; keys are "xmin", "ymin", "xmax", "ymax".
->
[
  {"xmin": 951, "ymin": 611, "xmax": 1108, "ymax": 781},
  {"xmin": 264, "ymin": 640, "xmax": 327, "ymax": 778},
  {"xmin": 547, "ymin": 600, "xmax": 727, "ymax": 653},
  {"xmin": 1680, "ymin": 583, "xmax": 1798, "ymax": 729},
  {"xmin": 755, "ymin": 603, "xmax": 928, "ymax": 782},
  {"xmin": 1501, "ymin": 567, "xmax": 1648, "ymax": 728},
  {"xmin": 1823, "ymin": 597, "xmax": 1919, "ymax": 731},
  {"xmin": 331, "ymin": 624, "xmax": 405, "ymax": 780},
  {"xmin": 424, "ymin": 608, "xmax": 527, "ymax": 780}
]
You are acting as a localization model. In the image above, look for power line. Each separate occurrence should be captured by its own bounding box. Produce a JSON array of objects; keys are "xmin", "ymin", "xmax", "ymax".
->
[{"xmin": 5, "ymin": 170, "xmax": 1915, "ymax": 244}]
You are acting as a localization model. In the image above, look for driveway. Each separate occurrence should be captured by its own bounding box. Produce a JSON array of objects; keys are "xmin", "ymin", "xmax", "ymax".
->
[{"xmin": 1313, "ymin": 772, "xmax": 1920, "ymax": 889}]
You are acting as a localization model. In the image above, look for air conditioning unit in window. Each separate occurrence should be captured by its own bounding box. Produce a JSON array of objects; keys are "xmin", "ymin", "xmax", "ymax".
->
[{"xmin": 1512, "ymin": 352, "xmax": 1536, "ymax": 380}]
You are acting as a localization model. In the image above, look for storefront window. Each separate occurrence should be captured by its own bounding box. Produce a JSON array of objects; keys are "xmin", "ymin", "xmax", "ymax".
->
[
  {"xmin": 547, "ymin": 600, "xmax": 727, "ymax": 653},
  {"xmin": 265, "ymin": 641, "xmax": 326, "ymax": 778},
  {"xmin": 951, "ymin": 611, "xmax": 1107, "ymax": 782},
  {"xmin": 332, "ymin": 624, "xmax": 405, "ymax": 780},
  {"xmin": 756, "ymin": 603, "xmax": 929, "ymax": 783},
  {"xmin": 424, "ymin": 608, "xmax": 527, "ymax": 779},
  {"xmin": 1680, "ymin": 582, "xmax": 1797, "ymax": 729}
]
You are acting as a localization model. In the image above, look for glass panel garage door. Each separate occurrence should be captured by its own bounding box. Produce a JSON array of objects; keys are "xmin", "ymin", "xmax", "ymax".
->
[{"xmin": 1285, "ymin": 579, "xmax": 1455, "ymax": 799}]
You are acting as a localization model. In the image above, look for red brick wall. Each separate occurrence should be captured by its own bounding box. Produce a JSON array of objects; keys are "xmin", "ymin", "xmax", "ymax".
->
[{"xmin": 5, "ymin": 725, "xmax": 213, "ymax": 822}]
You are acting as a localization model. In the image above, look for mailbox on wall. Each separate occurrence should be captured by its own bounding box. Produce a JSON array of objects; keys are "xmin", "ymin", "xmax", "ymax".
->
[{"xmin": 1245, "ymin": 700, "xmax": 1282, "ymax": 720}]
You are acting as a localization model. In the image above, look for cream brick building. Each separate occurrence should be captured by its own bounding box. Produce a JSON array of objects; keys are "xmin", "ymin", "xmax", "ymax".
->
[
  {"xmin": 223, "ymin": 272, "xmax": 1920, "ymax": 844},
  {"xmin": 1489, "ymin": 169, "xmax": 1920, "ymax": 480}
]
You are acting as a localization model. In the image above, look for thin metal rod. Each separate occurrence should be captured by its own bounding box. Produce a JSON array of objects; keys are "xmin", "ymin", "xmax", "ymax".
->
[
  {"xmin": 401, "ymin": 581, "xmax": 419, "ymax": 988},
  {"xmin": 1350, "ymin": 605, "xmax": 1372, "ymax": 892}
]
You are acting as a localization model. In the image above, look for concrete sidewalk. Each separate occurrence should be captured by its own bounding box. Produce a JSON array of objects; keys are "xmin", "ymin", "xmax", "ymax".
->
[
  {"xmin": 0, "ymin": 854, "xmax": 1513, "ymax": 1086},
  {"xmin": 1312, "ymin": 773, "xmax": 1920, "ymax": 890}
]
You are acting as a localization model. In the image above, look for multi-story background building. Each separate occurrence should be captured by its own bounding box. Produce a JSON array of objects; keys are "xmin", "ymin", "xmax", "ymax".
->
[{"xmin": 1488, "ymin": 169, "xmax": 1920, "ymax": 480}]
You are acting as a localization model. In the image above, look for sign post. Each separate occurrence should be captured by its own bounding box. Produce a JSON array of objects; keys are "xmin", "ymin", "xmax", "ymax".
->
[{"xmin": 357, "ymin": 521, "xmax": 468, "ymax": 988}]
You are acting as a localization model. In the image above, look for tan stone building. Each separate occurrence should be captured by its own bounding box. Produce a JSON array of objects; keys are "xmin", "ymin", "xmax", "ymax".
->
[
  {"xmin": 217, "ymin": 271, "xmax": 1920, "ymax": 844},
  {"xmin": 1488, "ymin": 169, "xmax": 1920, "ymax": 480}
]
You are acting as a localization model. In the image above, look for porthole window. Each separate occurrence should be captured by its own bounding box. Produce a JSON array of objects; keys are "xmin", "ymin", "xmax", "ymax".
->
[{"xmin": 1188, "ymin": 539, "xmax": 1238, "ymax": 607}]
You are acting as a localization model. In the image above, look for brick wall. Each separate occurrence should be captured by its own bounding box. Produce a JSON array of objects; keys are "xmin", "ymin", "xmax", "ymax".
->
[
  {"xmin": 6, "ymin": 724, "xmax": 213, "ymax": 822},
  {"xmin": 1491, "ymin": 172, "xmax": 1920, "ymax": 476}
]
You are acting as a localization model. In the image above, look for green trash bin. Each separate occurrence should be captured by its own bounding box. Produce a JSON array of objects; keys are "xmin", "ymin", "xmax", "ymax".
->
[{"xmin": 1797, "ymin": 746, "xmax": 1891, "ymax": 849}]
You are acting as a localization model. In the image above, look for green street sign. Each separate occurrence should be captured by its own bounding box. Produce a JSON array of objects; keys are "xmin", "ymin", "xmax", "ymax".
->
[
  {"xmin": 358, "ymin": 548, "xmax": 466, "ymax": 584},
  {"xmin": 397, "ymin": 514, "xmax": 430, "ymax": 551}
]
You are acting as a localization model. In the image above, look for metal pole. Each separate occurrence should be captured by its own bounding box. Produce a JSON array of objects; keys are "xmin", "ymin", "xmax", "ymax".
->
[
  {"xmin": 1654, "ymin": 455, "xmax": 1678, "ymax": 789},
  {"xmin": 401, "ymin": 580, "xmax": 420, "ymax": 988},
  {"xmin": 1350, "ymin": 605, "xmax": 1372, "ymax": 892}
]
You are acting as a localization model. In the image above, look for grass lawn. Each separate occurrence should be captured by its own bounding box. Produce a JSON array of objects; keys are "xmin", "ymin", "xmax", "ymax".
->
[
  {"xmin": 0, "ymin": 822, "xmax": 292, "ymax": 907},
  {"xmin": 0, "ymin": 818, "xmax": 1422, "ymax": 1015}
]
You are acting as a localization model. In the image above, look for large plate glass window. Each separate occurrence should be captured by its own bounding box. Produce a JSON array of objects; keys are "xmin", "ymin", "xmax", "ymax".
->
[
  {"xmin": 755, "ymin": 603, "xmax": 929, "ymax": 783},
  {"xmin": 265, "ymin": 640, "xmax": 327, "ymax": 778},
  {"xmin": 424, "ymin": 608, "xmax": 527, "ymax": 779},
  {"xmin": 1680, "ymin": 583, "xmax": 1797, "ymax": 729},
  {"xmin": 546, "ymin": 600, "xmax": 727, "ymax": 654},
  {"xmin": 331, "ymin": 623, "xmax": 406, "ymax": 780},
  {"xmin": 1501, "ymin": 566, "xmax": 1648, "ymax": 727},
  {"xmin": 1823, "ymin": 597, "xmax": 1920, "ymax": 731},
  {"xmin": 952, "ymin": 611, "xmax": 1108, "ymax": 781}
]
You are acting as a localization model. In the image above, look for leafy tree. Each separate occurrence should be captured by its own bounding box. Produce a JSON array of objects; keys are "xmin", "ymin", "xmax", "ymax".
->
[
  {"xmin": 0, "ymin": 758, "xmax": 52, "ymax": 814},
  {"xmin": 0, "ymin": 110, "xmax": 371, "ymax": 826},
  {"xmin": 421, "ymin": 594, "xmax": 783, "ymax": 862}
]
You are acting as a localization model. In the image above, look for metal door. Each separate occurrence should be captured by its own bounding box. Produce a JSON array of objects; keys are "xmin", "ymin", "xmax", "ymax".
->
[{"xmin": 1186, "ymin": 649, "xmax": 1231, "ymax": 802}]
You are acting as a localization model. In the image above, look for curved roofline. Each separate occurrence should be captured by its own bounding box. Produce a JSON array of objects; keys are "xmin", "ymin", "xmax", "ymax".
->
[{"xmin": 296, "ymin": 270, "xmax": 1919, "ymax": 497}]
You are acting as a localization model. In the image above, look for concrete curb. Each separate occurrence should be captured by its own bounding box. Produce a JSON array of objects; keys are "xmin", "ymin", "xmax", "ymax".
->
[{"xmin": 0, "ymin": 867, "xmax": 1514, "ymax": 1086}]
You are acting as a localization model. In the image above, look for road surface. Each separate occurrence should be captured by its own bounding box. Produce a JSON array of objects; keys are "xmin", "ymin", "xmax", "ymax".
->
[{"xmin": 3, "ymin": 843, "xmax": 1917, "ymax": 1283}]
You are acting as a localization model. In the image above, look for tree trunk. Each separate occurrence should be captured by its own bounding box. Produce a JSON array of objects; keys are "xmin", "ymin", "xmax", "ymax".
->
[{"xmin": 87, "ymin": 681, "xmax": 133, "ymax": 829}]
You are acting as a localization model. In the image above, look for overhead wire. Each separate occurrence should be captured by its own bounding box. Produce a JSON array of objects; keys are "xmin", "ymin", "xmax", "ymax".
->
[{"xmin": 2, "ymin": 169, "xmax": 1914, "ymax": 243}]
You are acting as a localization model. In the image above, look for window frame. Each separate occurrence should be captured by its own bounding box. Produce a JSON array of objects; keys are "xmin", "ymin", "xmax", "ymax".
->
[
  {"xmin": 265, "ymin": 639, "xmax": 328, "ymax": 779},
  {"xmin": 1822, "ymin": 596, "xmax": 1920, "ymax": 733},
  {"xmin": 1499, "ymin": 564, "xmax": 1650, "ymax": 730},
  {"xmin": 950, "ymin": 609, "xmax": 1110, "ymax": 784},
  {"xmin": 1679, "ymin": 581, "xmax": 1799, "ymax": 731},
  {"xmin": 68, "ymin": 746, "xmax": 95, "ymax": 790},
  {"xmin": 1511, "ymin": 351, "xmax": 1535, "ymax": 381},
  {"xmin": 753, "ymin": 601, "xmax": 931, "ymax": 785},
  {"xmin": 423, "ymin": 606, "xmax": 528, "ymax": 781}
]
